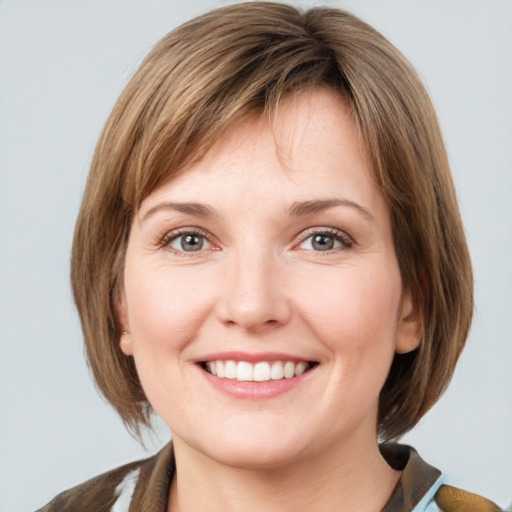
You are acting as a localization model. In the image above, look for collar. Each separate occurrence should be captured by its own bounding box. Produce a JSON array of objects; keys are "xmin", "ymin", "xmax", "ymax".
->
[
  {"xmin": 380, "ymin": 443, "xmax": 442, "ymax": 512},
  {"xmin": 129, "ymin": 442, "xmax": 441, "ymax": 512}
]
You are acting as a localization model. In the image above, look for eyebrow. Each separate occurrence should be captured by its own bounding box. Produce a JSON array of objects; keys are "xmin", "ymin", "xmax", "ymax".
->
[
  {"xmin": 141, "ymin": 198, "xmax": 374, "ymax": 223},
  {"xmin": 289, "ymin": 199, "xmax": 374, "ymax": 221},
  {"xmin": 141, "ymin": 202, "xmax": 217, "ymax": 222}
]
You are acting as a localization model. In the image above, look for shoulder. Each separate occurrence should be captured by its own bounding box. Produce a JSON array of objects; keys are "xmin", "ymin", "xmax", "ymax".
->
[
  {"xmin": 35, "ymin": 443, "xmax": 175, "ymax": 512},
  {"xmin": 434, "ymin": 484, "xmax": 505, "ymax": 512},
  {"xmin": 380, "ymin": 444, "xmax": 506, "ymax": 512},
  {"xmin": 35, "ymin": 459, "xmax": 144, "ymax": 512}
]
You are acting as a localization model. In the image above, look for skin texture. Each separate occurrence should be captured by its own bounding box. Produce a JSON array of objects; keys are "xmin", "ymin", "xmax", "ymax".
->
[{"xmin": 117, "ymin": 88, "xmax": 422, "ymax": 512}]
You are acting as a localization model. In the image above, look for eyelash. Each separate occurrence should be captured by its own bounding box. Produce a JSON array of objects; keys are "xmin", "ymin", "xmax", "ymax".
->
[
  {"xmin": 294, "ymin": 227, "xmax": 354, "ymax": 253},
  {"xmin": 160, "ymin": 227, "xmax": 216, "ymax": 256},
  {"xmin": 159, "ymin": 226, "xmax": 354, "ymax": 256}
]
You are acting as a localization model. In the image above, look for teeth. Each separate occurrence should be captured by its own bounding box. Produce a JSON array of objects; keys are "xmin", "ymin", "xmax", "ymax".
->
[
  {"xmin": 204, "ymin": 360, "xmax": 312, "ymax": 382},
  {"xmin": 270, "ymin": 361, "xmax": 283, "ymax": 380},
  {"xmin": 283, "ymin": 361, "xmax": 295, "ymax": 379},
  {"xmin": 206, "ymin": 361, "xmax": 217, "ymax": 376},
  {"xmin": 294, "ymin": 362, "xmax": 308, "ymax": 376},
  {"xmin": 225, "ymin": 360, "xmax": 237, "ymax": 379},
  {"xmin": 254, "ymin": 362, "xmax": 270, "ymax": 382},
  {"xmin": 216, "ymin": 361, "xmax": 225, "ymax": 378},
  {"xmin": 236, "ymin": 361, "xmax": 253, "ymax": 381}
]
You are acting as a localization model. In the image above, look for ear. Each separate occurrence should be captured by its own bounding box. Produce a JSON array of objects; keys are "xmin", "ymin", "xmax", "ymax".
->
[
  {"xmin": 114, "ymin": 286, "xmax": 134, "ymax": 356},
  {"xmin": 395, "ymin": 287, "xmax": 422, "ymax": 354}
]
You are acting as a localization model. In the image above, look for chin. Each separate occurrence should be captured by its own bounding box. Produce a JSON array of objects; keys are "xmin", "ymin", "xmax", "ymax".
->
[
  {"xmin": 210, "ymin": 442, "xmax": 308, "ymax": 471},
  {"xmin": 176, "ymin": 422, "xmax": 312, "ymax": 471}
]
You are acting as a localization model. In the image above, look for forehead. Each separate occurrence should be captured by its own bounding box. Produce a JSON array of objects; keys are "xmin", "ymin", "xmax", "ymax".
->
[{"xmin": 139, "ymin": 88, "xmax": 378, "ymax": 212}]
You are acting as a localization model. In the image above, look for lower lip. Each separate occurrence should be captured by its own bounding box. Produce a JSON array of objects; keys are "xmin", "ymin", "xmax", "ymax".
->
[{"xmin": 199, "ymin": 366, "xmax": 314, "ymax": 399}]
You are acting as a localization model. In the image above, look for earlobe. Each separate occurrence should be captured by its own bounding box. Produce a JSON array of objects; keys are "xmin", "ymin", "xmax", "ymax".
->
[
  {"xmin": 119, "ymin": 330, "xmax": 134, "ymax": 356},
  {"xmin": 395, "ymin": 287, "xmax": 422, "ymax": 354},
  {"xmin": 114, "ymin": 288, "xmax": 134, "ymax": 356}
]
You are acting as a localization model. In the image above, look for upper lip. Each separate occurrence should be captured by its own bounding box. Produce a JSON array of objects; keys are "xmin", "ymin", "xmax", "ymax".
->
[{"xmin": 194, "ymin": 351, "xmax": 317, "ymax": 364}]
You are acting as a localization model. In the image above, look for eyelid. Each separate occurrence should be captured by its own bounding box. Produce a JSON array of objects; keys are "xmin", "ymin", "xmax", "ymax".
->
[
  {"xmin": 158, "ymin": 225, "xmax": 353, "ymax": 255},
  {"xmin": 160, "ymin": 227, "xmax": 219, "ymax": 255},
  {"xmin": 293, "ymin": 227, "xmax": 354, "ymax": 252}
]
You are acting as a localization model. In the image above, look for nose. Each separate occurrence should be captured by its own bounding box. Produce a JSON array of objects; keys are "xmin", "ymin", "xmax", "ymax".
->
[{"xmin": 216, "ymin": 248, "xmax": 291, "ymax": 332}]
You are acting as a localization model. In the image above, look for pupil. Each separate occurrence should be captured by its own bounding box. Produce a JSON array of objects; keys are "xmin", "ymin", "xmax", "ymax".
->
[
  {"xmin": 312, "ymin": 234, "xmax": 334, "ymax": 251},
  {"xmin": 181, "ymin": 235, "xmax": 203, "ymax": 251}
]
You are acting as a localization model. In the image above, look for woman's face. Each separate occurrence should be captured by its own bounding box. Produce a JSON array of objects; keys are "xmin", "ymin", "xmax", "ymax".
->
[{"xmin": 117, "ymin": 88, "xmax": 420, "ymax": 469}]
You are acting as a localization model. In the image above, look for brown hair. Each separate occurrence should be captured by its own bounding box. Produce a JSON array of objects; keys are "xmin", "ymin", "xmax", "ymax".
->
[{"xmin": 71, "ymin": 1, "xmax": 473, "ymax": 440}]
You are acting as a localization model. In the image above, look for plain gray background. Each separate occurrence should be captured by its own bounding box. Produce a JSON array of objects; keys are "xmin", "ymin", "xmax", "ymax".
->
[{"xmin": 1, "ymin": 1, "xmax": 511, "ymax": 510}]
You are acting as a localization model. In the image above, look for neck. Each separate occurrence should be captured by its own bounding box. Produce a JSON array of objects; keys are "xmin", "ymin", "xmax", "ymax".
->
[{"xmin": 168, "ymin": 432, "xmax": 400, "ymax": 512}]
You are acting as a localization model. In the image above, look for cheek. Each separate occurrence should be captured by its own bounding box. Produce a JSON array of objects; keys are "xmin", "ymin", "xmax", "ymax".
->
[
  {"xmin": 295, "ymin": 263, "xmax": 402, "ymax": 361},
  {"xmin": 124, "ymin": 263, "xmax": 217, "ymax": 356},
  {"xmin": 121, "ymin": 264, "xmax": 218, "ymax": 422}
]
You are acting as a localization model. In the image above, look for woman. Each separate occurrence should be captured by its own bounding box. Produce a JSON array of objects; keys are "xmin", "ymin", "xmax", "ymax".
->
[{"xmin": 37, "ymin": 2, "xmax": 504, "ymax": 511}]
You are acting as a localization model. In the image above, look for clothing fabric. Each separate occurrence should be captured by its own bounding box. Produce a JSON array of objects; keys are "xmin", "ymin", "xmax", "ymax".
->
[{"xmin": 36, "ymin": 443, "xmax": 500, "ymax": 512}]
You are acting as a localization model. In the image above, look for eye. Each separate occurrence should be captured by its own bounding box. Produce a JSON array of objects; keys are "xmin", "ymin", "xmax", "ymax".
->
[
  {"xmin": 297, "ymin": 229, "xmax": 353, "ymax": 252},
  {"xmin": 163, "ymin": 229, "xmax": 213, "ymax": 254}
]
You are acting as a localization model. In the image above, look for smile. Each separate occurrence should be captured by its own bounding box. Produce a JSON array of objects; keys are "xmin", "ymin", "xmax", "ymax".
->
[{"xmin": 202, "ymin": 360, "xmax": 314, "ymax": 382}]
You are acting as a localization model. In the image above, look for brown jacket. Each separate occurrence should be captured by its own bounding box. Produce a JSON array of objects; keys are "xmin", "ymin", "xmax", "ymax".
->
[{"xmin": 36, "ymin": 443, "xmax": 503, "ymax": 512}]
